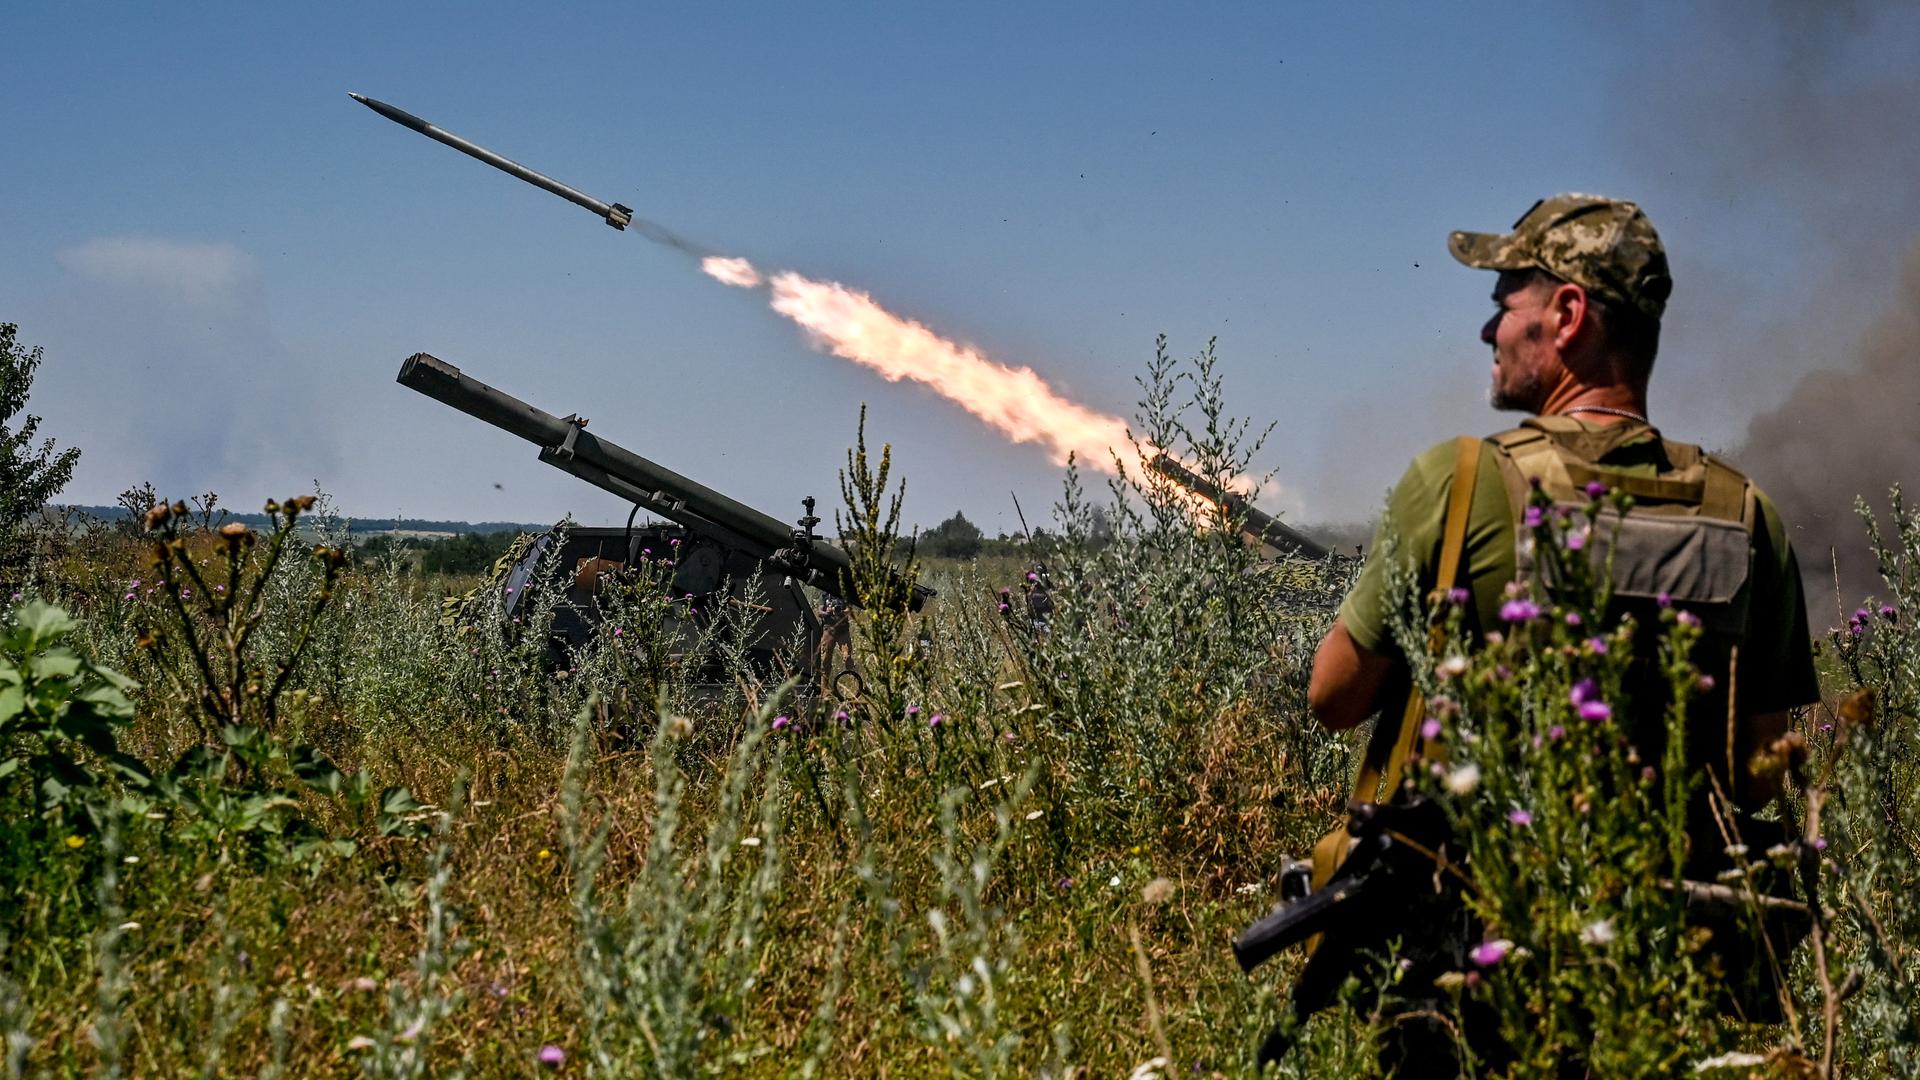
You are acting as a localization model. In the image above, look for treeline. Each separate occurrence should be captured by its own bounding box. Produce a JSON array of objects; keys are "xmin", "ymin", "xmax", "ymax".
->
[
  {"xmin": 62, "ymin": 505, "xmax": 548, "ymax": 538},
  {"xmin": 358, "ymin": 530, "xmax": 525, "ymax": 576},
  {"xmin": 913, "ymin": 510, "xmax": 1087, "ymax": 560}
]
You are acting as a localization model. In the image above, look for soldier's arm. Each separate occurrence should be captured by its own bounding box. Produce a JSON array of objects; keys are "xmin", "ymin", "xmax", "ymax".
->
[{"xmin": 1309, "ymin": 618, "xmax": 1394, "ymax": 731}]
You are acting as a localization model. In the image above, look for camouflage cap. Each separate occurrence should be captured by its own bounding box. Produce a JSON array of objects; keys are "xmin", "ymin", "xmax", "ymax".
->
[{"xmin": 1449, "ymin": 194, "xmax": 1673, "ymax": 322}]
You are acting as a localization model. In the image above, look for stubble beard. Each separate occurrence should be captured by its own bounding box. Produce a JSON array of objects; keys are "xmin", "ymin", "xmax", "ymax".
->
[{"xmin": 1489, "ymin": 363, "xmax": 1540, "ymax": 413}]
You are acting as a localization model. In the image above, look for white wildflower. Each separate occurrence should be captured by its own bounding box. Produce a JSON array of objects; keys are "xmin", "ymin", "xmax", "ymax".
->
[
  {"xmin": 1580, "ymin": 918, "xmax": 1615, "ymax": 946},
  {"xmin": 1444, "ymin": 763, "xmax": 1482, "ymax": 796}
]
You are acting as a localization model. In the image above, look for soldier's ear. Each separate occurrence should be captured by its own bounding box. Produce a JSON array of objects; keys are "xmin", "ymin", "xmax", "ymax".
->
[{"xmin": 1549, "ymin": 282, "xmax": 1592, "ymax": 350}]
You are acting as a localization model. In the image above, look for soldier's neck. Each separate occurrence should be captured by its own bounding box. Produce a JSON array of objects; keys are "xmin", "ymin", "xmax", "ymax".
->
[{"xmin": 1539, "ymin": 384, "xmax": 1649, "ymax": 425}]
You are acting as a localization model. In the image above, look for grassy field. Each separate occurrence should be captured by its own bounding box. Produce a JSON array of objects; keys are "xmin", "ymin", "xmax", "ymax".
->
[{"xmin": 4, "ymin": 362, "xmax": 1917, "ymax": 1077}]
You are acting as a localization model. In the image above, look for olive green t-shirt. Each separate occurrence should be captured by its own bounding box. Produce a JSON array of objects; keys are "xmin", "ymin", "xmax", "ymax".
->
[{"xmin": 1338, "ymin": 425, "xmax": 1820, "ymax": 716}]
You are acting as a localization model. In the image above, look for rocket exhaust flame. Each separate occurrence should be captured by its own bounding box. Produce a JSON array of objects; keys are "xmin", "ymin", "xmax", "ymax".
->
[
  {"xmin": 705, "ymin": 256, "xmax": 1149, "ymax": 477},
  {"xmin": 700, "ymin": 256, "xmax": 1291, "ymax": 526},
  {"xmin": 700, "ymin": 256, "xmax": 762, "ymax": 288}
]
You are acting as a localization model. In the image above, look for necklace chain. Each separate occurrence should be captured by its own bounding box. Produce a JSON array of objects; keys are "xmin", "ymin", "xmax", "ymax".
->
[{"xmin": 1561, "ymin": 404, "xmax": 1650, "ymax": 424}]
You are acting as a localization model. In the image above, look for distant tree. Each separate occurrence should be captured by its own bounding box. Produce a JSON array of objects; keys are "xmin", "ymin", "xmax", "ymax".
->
[
  {"xmin": 921, "ymin": 511, "xmax": 984, "ymax": 559},
  {"xmin": 1086, "ymin": 505, "xmax": 1116, "ymax": 549},
  {"xmin": 0, "ymin": 324, "xmax": 81, "ymax": 570}
]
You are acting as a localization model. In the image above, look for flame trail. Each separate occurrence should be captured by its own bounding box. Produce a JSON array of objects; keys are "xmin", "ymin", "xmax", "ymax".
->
[{"xmin": 703, "ymin": 254, "xmax": 1157, "ymax": 478}]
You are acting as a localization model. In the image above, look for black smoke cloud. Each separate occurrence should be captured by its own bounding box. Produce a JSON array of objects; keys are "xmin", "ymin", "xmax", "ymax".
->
[{"xmin": 1616, "ymin": 2, "xmax": 1920, "ymax": 613}]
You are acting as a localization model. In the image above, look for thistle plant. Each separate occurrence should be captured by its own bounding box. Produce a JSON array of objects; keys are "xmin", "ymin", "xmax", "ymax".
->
[
  {"xmin": 134, "ymin": 496, "xmax": 345, "ymax": 741},
  {"xmin": 1392, "ymin": 482, "xmax": 1766, "ymax": 1076}
]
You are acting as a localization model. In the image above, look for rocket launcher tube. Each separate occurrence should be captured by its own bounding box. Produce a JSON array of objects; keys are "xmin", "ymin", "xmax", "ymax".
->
[
  {"xmin": 396, "ymin": 352, "xmax": 930, "ymax": 610},
  {"xmin": 1145, "ymin": 452, "xmax": 1330, "ymax": 560}
]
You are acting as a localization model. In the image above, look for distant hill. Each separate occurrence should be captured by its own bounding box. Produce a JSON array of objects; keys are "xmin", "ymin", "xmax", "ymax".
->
[{"xmin": 59, "ymin": 506, "xmax": 555, "ymax": 538}]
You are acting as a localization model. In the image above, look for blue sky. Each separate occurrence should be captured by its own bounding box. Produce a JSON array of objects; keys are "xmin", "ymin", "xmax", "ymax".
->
[{"xmin": 4, "ymin": 3, "xmax": 1915, "ymax": 539}]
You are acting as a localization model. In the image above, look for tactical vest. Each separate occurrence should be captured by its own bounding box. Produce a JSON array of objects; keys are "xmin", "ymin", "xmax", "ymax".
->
[{"xmin": 1487, "ymin": 416, "xmax": 1757, "ymax": 809}]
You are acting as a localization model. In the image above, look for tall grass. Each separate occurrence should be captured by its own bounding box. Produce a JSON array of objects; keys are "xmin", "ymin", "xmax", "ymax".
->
[{"xmin": 0, "ymin": 345, "xmax": 1913, "ymax": 1076}]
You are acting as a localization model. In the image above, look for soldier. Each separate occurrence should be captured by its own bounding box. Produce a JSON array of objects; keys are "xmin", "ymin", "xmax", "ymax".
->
[{"xmin": 1304, "ymin": 195, "xmax": 1820, "ymax": 1074}]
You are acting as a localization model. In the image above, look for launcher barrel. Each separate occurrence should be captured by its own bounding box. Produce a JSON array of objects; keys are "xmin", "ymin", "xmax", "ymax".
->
[
  {"xmin": 1146, "ymin": 453, "xmax": 1330, "ymax": 560},
  {"xmin": 397, "ymin": 352, "xmax": 930, "ymax": 609}
]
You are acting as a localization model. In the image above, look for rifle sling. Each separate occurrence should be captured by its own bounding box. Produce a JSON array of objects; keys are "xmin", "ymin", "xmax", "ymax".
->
[{"xmin": 1305, "ymin": 437, "xmax": 1481, "ymax": 956}]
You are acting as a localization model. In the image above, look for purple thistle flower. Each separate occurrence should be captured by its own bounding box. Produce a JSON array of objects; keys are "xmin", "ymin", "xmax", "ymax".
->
[
  {"xmin": 1506, "ymin": 809, "xmax": 1534, "ymax": 826},
  {"xmin": 124, "ymin": 592, "xmax": 136, "ymax": 601},
  {"xmin": 1656, "ymin": 591, "xmax": 1672, "ymax": 608},
  {"xmin": 1547, "ymin": 724, "xmax": 1567, "ymax": 741},
  {"xmin": 1849, "ymin": 620, "xmax": 1865, "ymax": 637},
  {"xmin": 669, "ymin": 537, "xmax": 681, "ymax": 547},
  {"xmin": 1564, "ymin": 611, "xmax": 1583, "ymax": 627},
  {"xmin": 1570, "ymin": 679, "xmax": 1600, "ymax": 706},
  {"xmin": 928, "ymin": 713, "xmax": 944, "ymax": 728},
  {"xmin": 1697, "ymin": 673, "xmax": 1716, "ymax": 692},
  {"xmin": 1565, "ymin": 531, "xmax": 1586, "ymax": 552},
  {"xmin": 1420, "ymin": 718, "xmax": 1443, "ymax": 740},
  {"xmin": 1470, "ymin": 939, "xmax": 1512, "ymax": 967},
  {"xmin": 1880, "ymin": 604, "xmax": 1898, "ymax": 621},
  {"xmin": 1584, "ymin": 480, "xmax": 1608, "ymax": 499},
  {"xmin": 1578, "ymin": 700, "xmax": 1613, "ymax": 722},
  {"xmin": 1447, "ymin": 587, "xmax": 1472, "ymax": 605},
  {"xmin": 1585, "ymin": 636, "xmax": 1608, "ymax": 655},
  {"xmin": 998, "ymin": 603, "xmax": 1011, "ymax": 613},
  {"xmin": 834, "ymin": 709, "xmax": 850, "ymax": 723},
  {"xmin": 1813, "ymin": 837, "xmax": 1828, "ymax": 851},
  {"xmin": 1641, "ymin": 765, "xmax": 1657, "ymax": 782},
  {"xmin": 1500, "ymin": 599, "xmax": 1541, "ymax": 623},
  {"xmin": 538, "ymin": 1045, "xmax": 566, "ymax": 1068},
  {"xmin": 906, "ymin": 704, "xmax": 921, "ymax": 717},
  {"xmin": 1676, "ymin": 610, "xmax": 1701, "ymax": 628},
  {"xmin": 1523, "ymin": 505, "xmax": 1545, "ymax": 529},
  {"xmin": 1854, "ymin": 607, "xmax": 1873, "ymax": 624},
  {"xmin": 771, "ymin": 715, "xmax": 791, "ymax": 731},
  {"xmin": 1026, "ymin": 571, "xmax": 1039, "ymax": 582}
]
